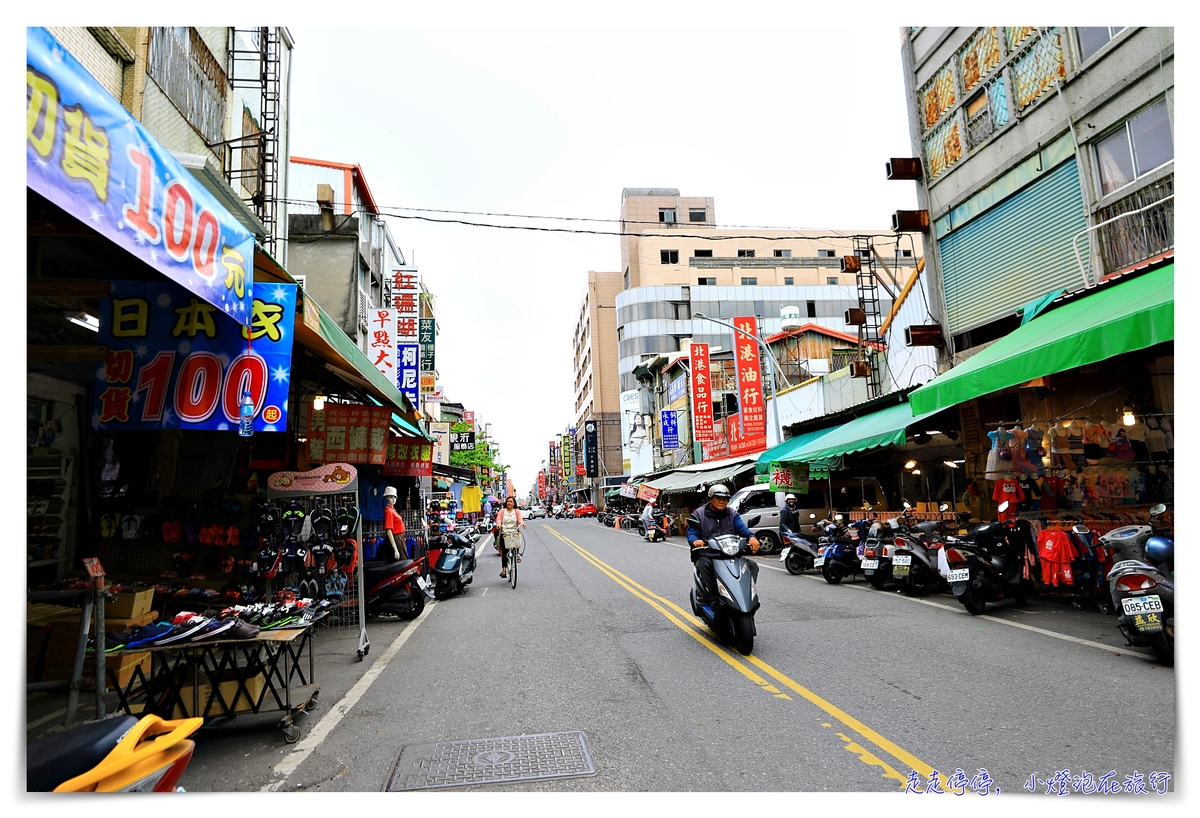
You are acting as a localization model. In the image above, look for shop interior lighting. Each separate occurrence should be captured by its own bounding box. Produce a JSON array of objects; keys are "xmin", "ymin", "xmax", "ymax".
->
[
  {"xmin": 911, "ymin": 469, "xmax": 922, "ymax": 475},
  {"xmin": 904, "ymin": 460, "xmax": 917, "ymax": 470},
  {"xmin": 1122, "ymin": 406, "xmax": 1136, "ymax": 426},
  {"xmin": 65, "ymin": 311, "xmax": 99, "ymax": 332},
  {"xmin": 943, "ymin": 460, "xmax": 959, "ymax": 469},
  {"xmin": 312, "ymin": 392, "xmax": 326, "ymax": 412}
]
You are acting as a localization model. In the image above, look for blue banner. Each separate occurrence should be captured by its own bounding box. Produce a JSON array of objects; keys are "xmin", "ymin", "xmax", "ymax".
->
[
  {"xmin": 668, "ymin": 374, "xmax": 688, "ymax": 404},
  {"xmin": 27, "ymin": 27, "xmax": 255, "ymax": 324},
  {"xmin": 94, "ymin": 281, "xmax": 296, "ymax": 431},
  {"xmin": 661, "ymin": 410, "xmax": 679, "ymax": 450},
  {"xmin": 397, "ymin": 343, "xmax": 419, "ymax": 409}
]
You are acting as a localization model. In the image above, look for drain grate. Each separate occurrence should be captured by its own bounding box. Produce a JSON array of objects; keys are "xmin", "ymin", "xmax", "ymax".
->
[{"xmin": 386, "ymin": 730, "xmax": 597, "ymax": 791}]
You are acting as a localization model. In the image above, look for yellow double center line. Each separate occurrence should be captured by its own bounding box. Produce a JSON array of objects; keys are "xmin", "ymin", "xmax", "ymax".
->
[{"xmin": 546, "ymin": 526, "xmax": 934, "ymax": 788}]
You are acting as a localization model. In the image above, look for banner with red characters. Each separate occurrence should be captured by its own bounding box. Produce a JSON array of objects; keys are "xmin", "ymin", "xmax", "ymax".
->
[{"xmin": 689, "ymin": 343, "xmax": 714, "ymax": 442}]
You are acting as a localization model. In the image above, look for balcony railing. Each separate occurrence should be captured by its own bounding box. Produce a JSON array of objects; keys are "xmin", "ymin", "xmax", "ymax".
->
[{"xmin": 1073, "ymin": 173, "xmax": 1173, "ymax": 287}]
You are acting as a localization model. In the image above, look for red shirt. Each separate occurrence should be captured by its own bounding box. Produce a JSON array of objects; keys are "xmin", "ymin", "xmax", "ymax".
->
[
  {"xmin": 992, "ymin": 478, "xmax": 1024, "ymax": 521},
  {"xmin": 384, "ymin": 505, "xmax": 405, "ymax": 536}
]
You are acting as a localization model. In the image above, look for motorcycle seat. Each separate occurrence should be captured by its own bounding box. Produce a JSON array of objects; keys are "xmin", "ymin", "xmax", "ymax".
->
[{"xmin": 27, "ymin": 714, "xmax": 139, "ymax": 792}]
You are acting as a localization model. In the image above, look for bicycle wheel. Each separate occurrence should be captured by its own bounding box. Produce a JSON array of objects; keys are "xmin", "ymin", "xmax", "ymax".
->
[{"xmin": 508, "ymin": 542, "xmax": 518, "ymax": 589}]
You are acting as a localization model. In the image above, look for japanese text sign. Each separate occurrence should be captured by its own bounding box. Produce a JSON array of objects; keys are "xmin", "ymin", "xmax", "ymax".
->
[
  {"xmin": 27, "ymin": 28, "xmax": 255, "ymax": 325},
  {"xmin": 689, "ymin": 343, "xmax": 714, "ymax": 441},
  {"xmin": 661, "ymin": 410, "xmax": 679, "ymax": 450},
  {"xmin": 308, "ymin": 403, "xmax": 390, "ymax": 465},
  {"xmin": 94, "ymin": 280, "xmax": 295, "ymax": 432},
  {"xmin": 384, "ymin": 435, "xmax": 433, "ymax": 477},
  {"xmin": 732, "ymin": 316, "xmax": 767, "ymax": 441},
  {"xmin": 769, "ymin": 461, "xmax": 809, "ymax": 493}
]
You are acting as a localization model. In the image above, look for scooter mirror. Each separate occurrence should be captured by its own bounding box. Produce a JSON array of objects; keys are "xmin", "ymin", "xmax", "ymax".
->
[
  {"xmin": 1149, "ymin": 503, "xmax": 1167, "ymax": 516},
  {"xmin": 809, "ymin": 513, "xmax": 817, "ymax": 519},
  {"xmin": 997, "ymin": 500, "xmax": 1010, "ymax": 513},
  {"xmin": 1072, "ymin": 524, "xmax": 1090, "ymax": 535},
  {"xmin": 903, "ymin": 500, "xmax": 912, "ymax": 509},
  {"xmin": 746, "ymin": 515, "xmax": 761, "ymax": 528},
  {"xmin": 939, "ymin": 503, "xmax": 950, "ymax": 512}
]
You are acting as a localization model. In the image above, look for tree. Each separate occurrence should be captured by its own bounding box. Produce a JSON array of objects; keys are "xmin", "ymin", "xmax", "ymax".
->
[{"xmin": 449, "ymin": 421, "xmax": 507, "ymax": 474}]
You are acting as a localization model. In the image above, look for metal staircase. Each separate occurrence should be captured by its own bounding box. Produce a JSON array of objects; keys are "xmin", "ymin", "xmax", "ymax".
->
[
  {"xmin": 852, "ymin": 236, "xmax": 886, "ymax": 399},
  {"xmin": 227, "ymin": 27, "xmax": 282, "ymax": 254}
]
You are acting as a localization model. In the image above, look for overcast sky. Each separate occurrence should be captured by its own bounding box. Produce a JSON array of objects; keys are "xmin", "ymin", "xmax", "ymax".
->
[{"xmin": 284, "ymin": 21, "xmax": 924, "ymax": 493}]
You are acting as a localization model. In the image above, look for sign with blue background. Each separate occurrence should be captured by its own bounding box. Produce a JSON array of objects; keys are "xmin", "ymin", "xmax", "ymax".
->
[
  {"xmin": 94, "ymin": 281, "xmax": 295, "ymax": 432},
  {"xmin": 668, "ymin": 374, "xmax": 688, "ymax": 404},
  {"xmin": 661, "ymin": 410, "xmax": 679, "ymax": 449},
  {"xmin": 27, "ymin": 27, "xmax": 255, "ymax": 324}
]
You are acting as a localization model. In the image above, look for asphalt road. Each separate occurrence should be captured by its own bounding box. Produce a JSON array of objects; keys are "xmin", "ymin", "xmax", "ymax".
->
[{"xmin": 182, "ymin": 517, "xmax": 1176, "ymax": 795}]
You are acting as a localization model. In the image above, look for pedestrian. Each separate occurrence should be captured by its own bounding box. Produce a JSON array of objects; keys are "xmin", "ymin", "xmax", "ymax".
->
[
  {"xmin": 686, "ymin": 484, "xmax": 760, "ymax": 605},
  {"xmin": 493, "ymin": 496, "xmax": 525, "ymax": 579},
  {"xmin": 382, "ymin": 486, "xmax": 406, "ymax": 560}
]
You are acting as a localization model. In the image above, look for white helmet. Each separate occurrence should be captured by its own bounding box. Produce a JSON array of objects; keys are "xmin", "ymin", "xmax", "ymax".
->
[
  {"xmin": 785, "ymin": 494, "xmax": 796, "ymax": 502},
  {"xmin": 383, "ymin": 486, "xmax": 398, "ymax": 499},
  {"xmin": 707, "ymin": 484, "xmax": 731, "ymax": 499},
  {"xmin": 646, "ymin": 499, "xmax": 655, "ymax": 506}
]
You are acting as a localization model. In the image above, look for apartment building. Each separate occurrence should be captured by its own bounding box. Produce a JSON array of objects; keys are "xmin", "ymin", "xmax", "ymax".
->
[{"xmin": 571, "ymin": 272, "xmax": 625, "ymax": 498}]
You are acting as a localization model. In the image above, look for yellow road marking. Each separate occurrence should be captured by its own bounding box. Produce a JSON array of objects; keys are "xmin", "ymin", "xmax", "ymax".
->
[{"xmin": 545, "ymin": 526, "xmax": 935, "ymax": 785}]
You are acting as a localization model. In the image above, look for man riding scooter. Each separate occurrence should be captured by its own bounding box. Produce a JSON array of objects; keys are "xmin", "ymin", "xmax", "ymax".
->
[
  {"xmin": 642, "ymin": 499, "xmax": 660, "ymax": 542},
  {"xmin": 687, "ymin": 484, "xmax": 760, "ymax": 605}
]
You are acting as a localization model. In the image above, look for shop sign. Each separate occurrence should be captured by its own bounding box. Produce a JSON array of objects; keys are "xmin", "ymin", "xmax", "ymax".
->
[
  {"xmin": 689, "ymin": 343, "xmax": 714, "ymax": 441},
  {"xmin": 27, "ymin": 28, "xmax": 255, "ymax": 325},
  {"xmin": 732, "ymin": 316, "xmax": 768, "ymax": 446},
  {"xmin": 450, "ymin": 431, "xmax": 476, "ymax": 451},
  {"xmin": 636, "ymin": 484, "xmax": 660, "ymax": 503},
  {"xmin": 620, "ymin": 483, "xmax": 638, "ymax": 499},
  {"xmin": 668, "ymin": 374, "xmax": 688, "ymax": 404},
  {"xmin": 584, "ymin": 421, "xmax": 599, "ymax": 478},
  {"xmin": 395, "ymin": 343, "xmax": 419, "ymax": 410},
  {"xmin": 549, "ymin": 440, "xmax": 557, "ymax": 470},
  {"xmin": 425, "ymin": 387, "xmax": 444, "ymax": 403},
  {"xmin": 726, "ymin": 412, "xmax": 768, "ymax": 458},
  {"xmin": 307, "ymin": 403, "xmax": 390, "ymax": 465},
  {"xmin": 463, "ymin": 411, "xmax": 475, "ymax": 428},
  {"xmin": 430, "ymin": 422, "xmax": 451, "ymax": 465},
  {"xmin": 419, "ymin": 318, "xmax": 436, "ymax": 371},
  {"xmin": 769, "ymin": 461, "xmax": 809, "ymax": 493},
  {"xmin": 383, "ymin": 435, "xmax": 433, "ymax": 477},
  {"xmin": 93, "ymin": 280, "xmax": 296, "ymax": 432},
  {"xmin": 369, "ymin": 309, "xmax": 396, "ymax": 381},
  {"xmin": 576, "ymin": 463, "xmax": 586, "ymax": 476},
  {"xmin": 561, "ymin": 433, "xmax": 572, "ymax": 479},
  {"xmin": 420, "ymin": 372, "xmax": 436, "ymax": 395},
  {"xmin": 392, "ymin": 269, "xmax": 419, "ymax": 341},
  {"xmin": 702, "ymin": 418, "xmax": 730, "ymax": 461},
  {"xmin": 266, "ymin": 463, "xmax": 359, "ymax": 497},
  {"xmin": 661, "ymin": 410, "xmax": 679, "ymax": 450}
]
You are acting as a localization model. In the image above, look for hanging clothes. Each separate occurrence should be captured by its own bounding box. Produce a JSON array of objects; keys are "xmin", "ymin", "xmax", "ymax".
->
[
  {"xmin": 992, "ymin": 477, "xmax": 1024, "ymax": 521},
  {"xmin": 985, "ymin": 427, "xmax": 1015, "ymax": 479},
  {"xmin": 1025, "ymin": 423, "xmax": 1046, "ymax": 476}
]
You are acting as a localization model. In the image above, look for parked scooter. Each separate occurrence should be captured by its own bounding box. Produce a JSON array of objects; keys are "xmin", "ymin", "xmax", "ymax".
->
[
  {"xmin": 1101, "ymin": 503, "xmax": 1174, "ymax": 665},
  {"xmin": 780, "ymin": 515, "xmax": 822, "ymax": 574},
  {"xmin": 363, "ymin": 550, "xmax": 427, "ymax": 620},
  {"xmin": 814, "ymin": 514, "xmax": 865, "ymax": 584},
  {"xmin": 423, "ymin": 530, "xmax": 478, "ymax": 600},
  {"xmin": 890, "ymin": 503, "xmax": 955, "ymax": 596},
  {"xmin": 943, "ymin": 501, "xmax": 1034, "ymax": 614},
  {"xmin": 28, "ymin": 714, "xmax": 202, "ymax": 792},
  {"xmin": 689, "ymin": 520, "xmax": 761, "ymax": 655},
  {"xmin": 854, "ymin": 511, "xmax": 895, "ymax": 589}
]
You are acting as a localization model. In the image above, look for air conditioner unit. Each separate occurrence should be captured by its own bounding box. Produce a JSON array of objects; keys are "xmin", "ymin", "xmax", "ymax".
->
[
  {"xmin": 292, "ymin": 274, "xmax": 307, "ymax": 291},
  {"xmin": 886, "ymin": 158, "xmax": 923, "ymax": 180},
  {"xmin": 358, "ymin": 291, "xmax": 369, "ymax": 330}
]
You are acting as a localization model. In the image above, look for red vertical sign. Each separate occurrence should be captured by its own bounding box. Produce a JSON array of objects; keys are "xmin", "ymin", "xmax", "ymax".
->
[
  {"xmin": 689, "ymin": 343, "xmax": 714, "ymax": 442},
  {"xmin": 732, "ymin": 316, "xmax": 768, "ymax": 454}
]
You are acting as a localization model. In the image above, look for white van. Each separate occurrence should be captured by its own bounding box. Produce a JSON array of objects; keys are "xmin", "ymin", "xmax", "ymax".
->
[{"xmin": 729, "ymin": 478, "xmax": 890, "ymax": 554}]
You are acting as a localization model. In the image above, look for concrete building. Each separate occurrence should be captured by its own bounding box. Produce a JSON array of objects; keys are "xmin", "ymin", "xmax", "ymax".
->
[
  {"xmin": 570, "ymin": 271, "xmax": 624, "ymax": 505},
  {"xmin": 899, "ymin": 26, "xmax": 1173, "ymax": 355}
]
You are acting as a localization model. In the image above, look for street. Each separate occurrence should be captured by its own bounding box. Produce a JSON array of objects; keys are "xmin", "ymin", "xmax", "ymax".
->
[{"xmin": 180, "ymin": 517, "xmax": 1174, "ymax": 795}]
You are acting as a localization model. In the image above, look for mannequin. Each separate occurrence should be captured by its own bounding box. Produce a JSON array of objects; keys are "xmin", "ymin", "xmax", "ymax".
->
[
  {"xmin": 986, "ymin": 425, "xmax": 1014, "ymax": 478},
  {"xmin": 1025, "ymin": 421, "xmax": 1046, "ymax": 476},
  {"xmin": 1145, "ymin": 418, "xmax": 1168, "ymax": 458},
  {"xmin": 1049, "ymin": 421, "xmax": 1072, "ymax": 471}
]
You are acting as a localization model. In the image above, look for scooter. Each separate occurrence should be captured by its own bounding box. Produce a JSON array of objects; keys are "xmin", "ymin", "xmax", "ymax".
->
[
  {"xmin": 1101, "ymin": 503, "xmax": 1174, "ymax": 665},
  {"xmin": 423, "ymin": 530, "xmax": 478, "ymax": 600},
  {"xmin": 689, "ymin": 528, "xmax": 760, "ymax": 656},
  {"xmin": 814, "ymin": 515, "xmax": 864, "ymax": 584},
  {"xmin": 28, "ymin": 714, "xmax": 202, "ymax": 792},
  {"xmin": 363, "ymin": 550, "xmax": 427, "ymax": 620},
  {"xmin": 855, "ymin": 514, "xmax": 895, "ymax": 590},
  {"xmin": 943, "ymin": 501, "xmax": 1034, "ymax": 615},
  {"xmin": 779, "ymin": 521, "xmax": 821, "ymax": 575},
  {"xmin": 643, "ymin": 517, "xmax": 663, "ymax": 542}
]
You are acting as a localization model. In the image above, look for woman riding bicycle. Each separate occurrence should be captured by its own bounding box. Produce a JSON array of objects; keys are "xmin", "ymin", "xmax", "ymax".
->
[{"xmin": 493, "ymin": 496, "xmax": 525, "ymax": 579}]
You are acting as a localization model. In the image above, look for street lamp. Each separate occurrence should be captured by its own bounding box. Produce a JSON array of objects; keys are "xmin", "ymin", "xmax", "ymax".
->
[{"xmin": 691, "ymin": 313, "xmax": 789, "ymax": 447}]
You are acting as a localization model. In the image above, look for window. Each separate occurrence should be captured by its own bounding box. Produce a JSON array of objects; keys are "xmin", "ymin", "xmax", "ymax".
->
[
  {"xmin": 737, "ymin": 249, "xmax": 755, "ymax": 258},
  {"xmin": 827, "ymin": 277, "xmax": 839, "ymax": 285},
  {"xmin": 1076, "ymin": 27, "xmax": 1125, "ymax": 62},
  {"xmin": 689, "ymin": 208, "xmax": 707, "ymax": 222},
  {"xmin": 784, "ymin": 277, "xmax": 794, "ymax": 285},
  {"xmin": 900, "ymin": 249, "xmax": 913, "ymax": 257},
  {"xmin": 660, "ymin": 249, "xmax": 680, "ymax": 264},
  {"xmin": 774, "ymin": 249, "xmax": 791, "ymax": 258},
  {"xmin": 659, "ymin": 208, "xmax": 677, "ymax": 224},
  {"xmin": 693, "ymin": 249, "xmax": 713, "ymax": 258},
  {"xmin": 617, "ymin": 326, "xmax": 624, "ymax": 342},
  {"xmin": 744, "ymin": 491, "xmax": 778, "ymax": 510},
  {"xmin": 806, "ymin": 300, "xmax": 816, "ymax": 318},
  {"xmin": 740, "ymin": 277, "xmax": 758, "ymax": 285},
  {"xmin": 673, "ymin": 302, "xmax": 691, "ymax": 320},
  {"xmin": 623, "ymin": 267, "xmax": 629, "ymax": 289},
  {"xmin": 1096, "ymin": 99, "xmax": 1173, "ymax": 196},
  {"xmin": 817, "ymin": 249, "xmax": 835, "ymax": 258},
  {"xmin": 697, "ymin": 277, "xmax": 716, "ymax": 286},
  {"xmin": 858, "ymin": 249, "xmax": 871, "ymax": 258}
]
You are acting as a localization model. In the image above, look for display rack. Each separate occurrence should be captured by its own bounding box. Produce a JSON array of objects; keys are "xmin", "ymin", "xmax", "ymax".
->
[{"xmin": 27, "ymin": 452, "xmax": 74, "ymax": 574}]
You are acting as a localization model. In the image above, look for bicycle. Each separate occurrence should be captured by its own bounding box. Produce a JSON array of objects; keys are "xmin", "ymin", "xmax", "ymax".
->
[{"xmin": 506, "ymin": 529, "xmax": 524, "ymax": 589}]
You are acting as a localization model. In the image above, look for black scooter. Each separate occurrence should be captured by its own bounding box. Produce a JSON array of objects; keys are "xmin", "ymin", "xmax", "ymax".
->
[
  {"xmin": 424, "ymin": 530, "xmax": 478, "ymax": 600},
  {"xmin": 944, "ymin": 501, "xmax": 1034, "ymax": 615},
  {"xmin": 363, "ymin": 550, "xmax": 426, "ymax": 620}
]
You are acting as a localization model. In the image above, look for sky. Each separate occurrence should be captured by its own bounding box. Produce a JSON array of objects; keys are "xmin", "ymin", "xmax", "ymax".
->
[{"xmin": 283, "ymin": 21, "xmax": 923, "ymax": 494}]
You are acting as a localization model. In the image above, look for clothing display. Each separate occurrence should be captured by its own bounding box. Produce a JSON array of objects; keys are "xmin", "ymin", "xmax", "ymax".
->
[
  {"xmin": 1025, "ymin": 424, "xmax": 1046, "ymax": 476},
  {"xmin": 1049, "ymin": 423, "xmax": 1073, "ymax": 471},
  {"xmin": 1066, "ymin": 423, "xmax": 1087, "ymax": 470},
  {"xmin": 992, "ymin": 477, "xmax": 1024, "ymax": 521},
  {"xmin": 985, "ymin": 427, "xmax": 1015, "ymax": 479},
  {"xmin": 1145, "ymin": 418, "xmax": 1167, "ymax": 456}
]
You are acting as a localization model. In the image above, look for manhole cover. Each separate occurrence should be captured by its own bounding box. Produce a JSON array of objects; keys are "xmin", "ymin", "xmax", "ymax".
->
[{"xmin": 386, "ymin": 730, "xmax": 597, "ymax": 791}]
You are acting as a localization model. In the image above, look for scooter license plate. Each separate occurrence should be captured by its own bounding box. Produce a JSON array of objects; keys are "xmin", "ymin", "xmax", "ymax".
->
[
  {"xmin": 779, "ymin": 547, "xmax": 791, "ymax": 563},
  {"xmin": 946, "ymin": 568, "xmax": 970, "ymax": 583},
  {"xmin": 860, "ymin": 559, "xmax": 879, "ymax": 570},
  {"xmin": 893, "ymin": 564, "xmax": 910, "ymax": 577},
  {"xmin": 813, "ymin": 557, "xmax": 825, "ymax": 568},
  {"xmin": 893, "ymin": 555, "xmax": 912, "ymax": 566},
  {"xmin": 1122, "ymin": 595, "xmax": 1163, "ymax": 616}
]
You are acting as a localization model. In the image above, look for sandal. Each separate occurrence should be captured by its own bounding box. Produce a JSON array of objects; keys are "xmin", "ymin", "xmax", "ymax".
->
[{"xmin": 500, "ymin": 570, "xmax": 507, "ymax": 578}]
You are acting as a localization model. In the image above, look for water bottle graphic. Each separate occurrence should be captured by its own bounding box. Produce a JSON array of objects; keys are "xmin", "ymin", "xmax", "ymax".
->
[{"xmin": 239, "ymin": 389, "xmax": 255, "ymax": 437}]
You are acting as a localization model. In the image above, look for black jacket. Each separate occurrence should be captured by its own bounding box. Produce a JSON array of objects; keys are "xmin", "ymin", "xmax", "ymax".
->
[{"xmin": 780, "ymin": 504, "xmax": 801, "ymax": 534}]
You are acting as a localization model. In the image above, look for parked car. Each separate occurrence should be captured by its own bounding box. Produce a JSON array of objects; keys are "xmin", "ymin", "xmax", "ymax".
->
[
  {"xmin": 525, "ymin": 506, "xmax": 546, "ymax": 519},
  {"xmin": 572, "ymin": 503, "xmax": 598, "ymax": 518}
]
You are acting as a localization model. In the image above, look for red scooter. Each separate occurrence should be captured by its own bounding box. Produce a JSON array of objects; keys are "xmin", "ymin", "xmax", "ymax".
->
[{"xmin": 363, "ymin": 544, "xmax": 427, "ymax": 620}]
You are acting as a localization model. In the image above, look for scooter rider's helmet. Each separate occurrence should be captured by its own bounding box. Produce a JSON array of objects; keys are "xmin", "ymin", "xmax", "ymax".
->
[
  {"xmin": 708, "ymin": 484, "xmax": 731, "ymax": 500},
  {"xmin": 785, "ymin": 494, "xmax": 796, "ymax": 504}
]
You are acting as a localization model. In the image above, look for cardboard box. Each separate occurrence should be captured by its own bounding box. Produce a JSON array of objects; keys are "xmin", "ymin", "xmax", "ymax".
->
[
  {"xmin": 106, "ymin": 588, "xmax": 154, "ymax": 619},
  {"xmin": 39, "ymin": 629, "xmax": 151, "ymax": 690},
  {"xmin": 173, "ymin": 672, "xmax": 266, "ymax": 718}
]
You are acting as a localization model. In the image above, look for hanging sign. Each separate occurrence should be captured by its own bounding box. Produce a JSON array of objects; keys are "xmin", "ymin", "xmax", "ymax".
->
[
  {"xmin": 397, "ymin": 343, "xmax": 419, "ymax": 409},
  {"xmin": 661, "ymin": 410, "xmax": 679, "ymax": 450},
  {"xmin": 450, "ymin": 431, "xmax": 476, "ymax": 452},
  {"xmin": 429, "ymin": 422, "xmax": 451, "ymax": 465},
  {"xmin": 94, "ymin": 280, "xmax": 295, "ymax": 432},
  {"xmin": 620, "ymin": 483, "xmax": 638, "ymax": 499},
  {"xmin": 732, "ymin": 316, "xmax": 768, "ymax": 447},
  {"xmin": 689, "ymin": 343, "xmax": 714, "ymax": 441},
  {"xmin": 369, "ymin": 309, "xmax": 397, "ymax": 381},
  {"xmin": 419, "ymin": 317, "xmax": 436, "ymax": 372},
  {"xmin": 668, "ymin": 374, "xmax": 688, "ymax": 404},
  {"xmin": 463, "ymin": 411, "xmax": 475, "ymax": 429},
  {"xmin": 27, "ymin": 27, "xmax": 254, "ymax": 324},
  {"xmin": 383, "ymin": 435, "xmax": 433, "ymax": 477},
  {"xmin": 727, "ymin": 412, "xmax": 768, "ymax": 458},
  {"xmin": 769, "ymin": 461, "xmax": 810, "ymax": 493},
  {"xmin": 266, "ymin": 463, "xmax": 359, "ymax": 497},
  {"xmin": 420, "ymin": 372, "xmax": 436, "ymax": 395},
  {"xmin": 307, "ymin": 403, "xmax": 390, "ymax": 465},
  {"xmin": 561, "ymin": 433, "xmax": 573, "ymax": 479},
  {"xmin": 636, "ymin": 484, "xmax": 660, "ymax": 503},
  {"xmin": 584, "ymin": 421, "xmax": 599, "ymax": 478}
]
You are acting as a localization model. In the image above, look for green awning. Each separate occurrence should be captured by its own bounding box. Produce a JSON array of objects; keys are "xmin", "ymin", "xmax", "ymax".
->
[
  {"xmin": 755, "ymin": 426, "xmax": 839, "ymax": 471},
  {"xmin": 909, "ymin": 264, "xmax": 1174, "ymax": 417},
  {"xmin": 391, "ymin": 412, "xmax": 431, "ymax": 441},
  {"xmin": 777, "ymin": 401, "xmax": 942, "ymax": 464}
]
